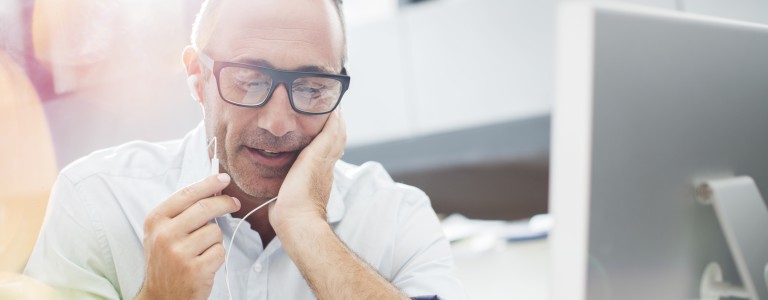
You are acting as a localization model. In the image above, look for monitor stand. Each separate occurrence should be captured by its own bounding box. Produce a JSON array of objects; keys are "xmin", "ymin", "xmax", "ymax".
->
[{"xmin": 697, "ymin": 176, "xmax": 768, "ymax": 300}]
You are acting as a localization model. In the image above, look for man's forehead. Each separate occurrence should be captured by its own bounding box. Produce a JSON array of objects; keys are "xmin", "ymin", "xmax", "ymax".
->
[{"xmin": 204, "ymin": 0, "xmax": 344, "ymax": 72}]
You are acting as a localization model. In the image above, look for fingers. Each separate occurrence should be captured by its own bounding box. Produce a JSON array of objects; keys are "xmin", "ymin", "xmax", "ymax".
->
[
  {"xmin": 153, "ymin": 173, "xmax": 232, "ymax": 219},
  {"xmin": 304, "ymin": 109, "xmax": 346, "ymax": 161},
  {"xmin": 140, "ymin": 175, "xmax": 232, "ymax": 299},
  {"xmin": 326, "ymin": 109, "xmax": 347, "ymax": 159},
  {"xmin": 172, "ymin": 195, "xmax": 240, "ymax": 233},
  {"xmin": 326, "ymin": 108, "xmax": 346, "ymax": 148},
  {"xmin": 183, "ymin": 223, "xmax": 224, "ymax": 256},
  {"xmin": 196, "ymin": 242, "xmax": 226, "ymax": 274}
]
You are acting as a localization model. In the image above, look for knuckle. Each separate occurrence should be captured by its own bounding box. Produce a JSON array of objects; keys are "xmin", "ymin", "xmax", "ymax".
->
[
  {"xmin": 179, "ymin": 184, "xmax": 198, "ymax": 198},
  {"xmin": 143, "ymin": 212, "xmax": 158, "ymax": 232},
  {"xmin": 192, "ymin": 244, "xmax": 224, "ymax": 274},
  {"xmin": 210, "ymin": 243, "xmax": 226, "ymax": 264},
  {"xmin": 169, "ymin": 244, "xmax": 185, "ymax": 259},
  {"xmin": 207, "ymin": 225, "xmax": 223, "ymax": 241},
  {"xmin": 193, "ymin": 199, "xmax": 211, "ymax": 212},
  {"xmin": 151, "ymin": 231, "xmax": 170, "ymax": 247},
  {"xmin": 210, "ymin": 196, "xmax": 237, "ymax": 213},
  {"xmin": 197, "ymin": 223, "xmax": 218, "ymax": 238}
]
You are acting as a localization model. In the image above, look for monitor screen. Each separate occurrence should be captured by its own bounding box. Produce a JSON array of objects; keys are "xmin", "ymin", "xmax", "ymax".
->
[{"xmin": 550, "ymin": 3, "xmax": 768, "ymax": 299}]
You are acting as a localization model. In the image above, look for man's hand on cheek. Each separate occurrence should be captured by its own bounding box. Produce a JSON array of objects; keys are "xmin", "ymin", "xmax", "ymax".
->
[
  {"xmin": 265, "ymin": 110, "xmax": 408, "ymax": 300},
  {"xmin": 269, "ymin": 109, "xmax": 346, "ymax": 234}
]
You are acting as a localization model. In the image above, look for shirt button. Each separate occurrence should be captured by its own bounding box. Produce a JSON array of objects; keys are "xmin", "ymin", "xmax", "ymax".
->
[
  {"xmin": 252, "ymin": 263, "xmax": 262, "ymax": 273},
  {"xmin": 229, "ymin": 219, "xmax": 239, "ymax": 228}
]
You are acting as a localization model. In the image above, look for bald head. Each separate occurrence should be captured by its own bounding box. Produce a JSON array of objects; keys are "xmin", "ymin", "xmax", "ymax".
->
[{"xmin": 190, "ymin": 0, "xmax": 347, "ymax": 67}]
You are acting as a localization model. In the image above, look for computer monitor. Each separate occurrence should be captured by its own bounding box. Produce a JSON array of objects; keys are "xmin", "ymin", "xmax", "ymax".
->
[{"xmin": 550, "ymin": 3, "xmax": 768, "ymax": 299}]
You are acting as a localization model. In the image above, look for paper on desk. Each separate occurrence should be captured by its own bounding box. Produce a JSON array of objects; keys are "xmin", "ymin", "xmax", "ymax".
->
[
  {"xmin": 441, "ymin": 214, "xmax": 552, "ymax": 258},
  {"xmin": 441, "ymin": 214, "xmax": 552, "ymax": 243}
]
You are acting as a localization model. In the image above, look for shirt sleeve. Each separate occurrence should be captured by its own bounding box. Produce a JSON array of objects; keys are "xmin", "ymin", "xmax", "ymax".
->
[
  {"xmin": 24, "ymin": 175, "xmax": 122, "ymax": 299},
  {"xmin": 390, "ymin": 187, "xmax": 469, "ymax": 300}
]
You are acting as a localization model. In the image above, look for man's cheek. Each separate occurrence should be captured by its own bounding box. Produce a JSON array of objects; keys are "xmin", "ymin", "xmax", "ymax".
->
[{"xmin": 305, "ymin": 115, "xmax": 331, "ymax": 135}]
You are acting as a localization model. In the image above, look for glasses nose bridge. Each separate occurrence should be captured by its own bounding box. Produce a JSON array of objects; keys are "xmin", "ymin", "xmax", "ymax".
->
[
  {"xmin": 268, "ymin": 74, "xmax": 294, "ymax": 106},
  {"xmin": 271, "ymin": 81, "xmax": 292, "ymax": 100},
  {"xmin": 270, "ymin": 71, "xmax": 297, "ymax": 96}
]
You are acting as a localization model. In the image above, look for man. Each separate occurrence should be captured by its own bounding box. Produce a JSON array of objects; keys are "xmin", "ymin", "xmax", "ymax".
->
[{"xmin": 25, "ymin": 0, "xmax": 467, "ymax": 299}]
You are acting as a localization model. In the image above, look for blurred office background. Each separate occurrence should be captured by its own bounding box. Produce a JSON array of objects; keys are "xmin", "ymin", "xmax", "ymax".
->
[{"xmin": 1, "ymin": 0, "xmax": 767, "ymax": 298}]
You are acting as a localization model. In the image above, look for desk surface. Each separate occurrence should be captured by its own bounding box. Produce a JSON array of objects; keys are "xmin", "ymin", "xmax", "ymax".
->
[{"xmin": 452, "ymin": 238, "xmax": 549, "ymax": 299}]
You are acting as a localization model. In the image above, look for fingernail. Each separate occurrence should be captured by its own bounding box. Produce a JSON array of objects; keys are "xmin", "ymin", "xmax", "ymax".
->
[
  {"xmin": 232, "ymin": 197, "xmax": 240, "ymax": 207},
  {"xmin": 217, "ymin": 173, "xmax": 230, "ymax": 183}
]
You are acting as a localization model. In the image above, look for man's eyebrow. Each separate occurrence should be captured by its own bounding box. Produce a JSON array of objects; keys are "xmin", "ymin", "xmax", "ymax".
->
[{"xmin": 236, "ymin": 58, "xmax": 335, "ymax": 74}]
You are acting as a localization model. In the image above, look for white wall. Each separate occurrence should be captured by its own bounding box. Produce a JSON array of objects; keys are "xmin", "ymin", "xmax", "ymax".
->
[
  {"xmin": 342, "ymin": 16, "xmax": 415, "ymax": 146},
  {"xmin": 344, "ymin": 0, "xmax": 558, "ymax": 146},
  {"xmin": 403, "ymin": 0, "xmax": 556, "ymax": 135}
]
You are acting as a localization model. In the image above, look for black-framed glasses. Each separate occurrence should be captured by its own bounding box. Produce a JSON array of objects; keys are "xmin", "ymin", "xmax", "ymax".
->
[{"xmin": 198, "ymin": 52, "xmax": 350, "ymax": 115}]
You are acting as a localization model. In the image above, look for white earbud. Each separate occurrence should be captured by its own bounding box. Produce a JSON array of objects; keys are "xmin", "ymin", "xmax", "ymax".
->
[{"xmin": 187, "ymin": 75, "xmax": 200, "ymax": 101}]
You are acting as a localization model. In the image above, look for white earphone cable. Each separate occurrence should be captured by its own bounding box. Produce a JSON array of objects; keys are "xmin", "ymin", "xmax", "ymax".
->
[
  {"xmin": 223, "ymin": 196, "xmax": 277, "ymax": 300},
  {"xmin": 208, "ymin": 136, "xmax": 278, "ymax": 299}
]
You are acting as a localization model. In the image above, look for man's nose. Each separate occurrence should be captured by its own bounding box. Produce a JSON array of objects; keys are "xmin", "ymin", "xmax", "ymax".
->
[{"xmin": 256, "ymin": 83, "xmax": 298, "ymax": 137}]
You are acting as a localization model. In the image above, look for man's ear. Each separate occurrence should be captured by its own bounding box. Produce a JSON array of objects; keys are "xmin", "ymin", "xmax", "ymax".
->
[
  {"xmin": 182, "ymin": 46, "xmax": 203, "ymax": 103},
  {"xmin": 186, "ymin": 75, "xmax": 200, "ymax": 101}
]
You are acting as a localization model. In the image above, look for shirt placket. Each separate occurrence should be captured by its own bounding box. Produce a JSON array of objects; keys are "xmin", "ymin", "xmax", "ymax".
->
[
  {"xmin": 218, "ymin": 215, "xmax": 269, "ymax": 299},
  {"xmin": 250, "ymin": 237, "xmax": 284, "ymax": 299},
  {"xmin": 246, "ymin": 253, "xmax": 269, "ymax": 299}
]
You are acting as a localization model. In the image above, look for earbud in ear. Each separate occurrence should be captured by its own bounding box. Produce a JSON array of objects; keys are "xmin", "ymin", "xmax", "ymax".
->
[{"xmin": 187, "ymin": 75, "xmax": 200, "ymax": 101}]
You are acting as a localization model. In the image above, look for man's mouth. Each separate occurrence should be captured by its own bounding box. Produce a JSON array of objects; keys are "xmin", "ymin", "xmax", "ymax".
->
[
  {"xmin": 245, "ymin": 146, "xmax": 297, "ymax": 168},
  {"xmin": 256, "ymin": 148, "xmax": 287, "ymax": 157}
]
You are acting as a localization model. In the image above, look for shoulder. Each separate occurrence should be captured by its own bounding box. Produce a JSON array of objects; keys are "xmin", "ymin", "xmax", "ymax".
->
[{"xmin": 334, "ymin": 160, "xmax": 431, "ymax": 209}]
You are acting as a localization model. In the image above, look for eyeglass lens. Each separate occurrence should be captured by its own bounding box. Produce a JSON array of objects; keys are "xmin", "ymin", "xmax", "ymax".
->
[{"xmin": 219, "ymin": 66, "xmax": 342, "ymax": 113}]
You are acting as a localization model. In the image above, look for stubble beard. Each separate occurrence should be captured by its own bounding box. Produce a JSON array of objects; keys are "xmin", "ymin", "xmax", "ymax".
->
[
  {"xmin": 219, "ymin": 128, "xmax": 311, "ymax": 199},
  {"xmin": 227, "ymin": 151, "xmax": 293, "ymax": 199}
]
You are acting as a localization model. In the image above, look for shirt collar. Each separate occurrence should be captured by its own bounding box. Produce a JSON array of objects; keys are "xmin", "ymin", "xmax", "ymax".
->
[{"xmin": 176, "ymin": 122, "xmax": 346, "ymax": 224}]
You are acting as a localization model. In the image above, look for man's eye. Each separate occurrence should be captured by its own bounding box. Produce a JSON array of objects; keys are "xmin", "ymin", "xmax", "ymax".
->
[
  {"xmin": 247, "ymin": 81, "xmax": 268, "ymax": 88},
  {"xmin": 239, "ymin": 80, "xmax": 270, "ymax": 90},
  {"xmin": 295, "ymin": 86, "xmax": 322, "ymax": 94}
]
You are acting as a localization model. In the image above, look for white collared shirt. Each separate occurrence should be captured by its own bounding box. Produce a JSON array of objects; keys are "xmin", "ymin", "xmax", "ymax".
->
[{"xmin": 24, "ymin": 123, "xmax": 467, "ymax": 299}]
